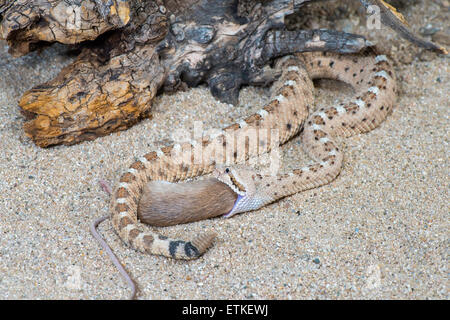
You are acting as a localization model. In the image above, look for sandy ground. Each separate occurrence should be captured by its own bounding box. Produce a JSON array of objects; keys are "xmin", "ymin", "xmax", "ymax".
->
[{"xmin": 0, "ymin": 1, "xmax": 448, "ymax": 299}]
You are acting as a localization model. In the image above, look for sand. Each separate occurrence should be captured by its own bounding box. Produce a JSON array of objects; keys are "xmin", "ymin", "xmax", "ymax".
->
[{"xmin": 0, "ymin": 1, "xmax": 448, "ymax": 299}]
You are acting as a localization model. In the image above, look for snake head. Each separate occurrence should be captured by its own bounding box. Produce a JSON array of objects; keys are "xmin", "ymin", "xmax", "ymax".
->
[
  {"xmin": 213, "ymin": 165, "xmax": 256, "ymax": 196},
  {"xmin": 213, "ymin": 165, "xmax": 271, "ymax": 218}
]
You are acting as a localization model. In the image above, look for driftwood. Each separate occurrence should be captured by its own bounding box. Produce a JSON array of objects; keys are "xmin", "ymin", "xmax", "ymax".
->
[{"xmin": 0, "ymin": 0, "xmax": 445, "ymax": 147}]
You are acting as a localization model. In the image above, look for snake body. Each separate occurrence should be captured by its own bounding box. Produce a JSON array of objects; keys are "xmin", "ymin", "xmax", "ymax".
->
[{"xmin": 110, "ymin": 50, "xmax": 396, "ymax": 260}]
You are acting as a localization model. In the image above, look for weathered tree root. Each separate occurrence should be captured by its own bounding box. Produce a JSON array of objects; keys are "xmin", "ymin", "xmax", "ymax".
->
[
  {"xmin": 19, "ymin": 44, "xmax": 165, "ymax": 147},
  {"xmin": 360, "ymin": 0, "xmax": 447, "ymax": 54},
  {"xmin": 0, "ymin": 0, "xmax": 445, "ymax": 147},
  {"xmin": 3, "ymin": 0, "xmax": 168, "ymax": 146},
  {"xmin": 0, "ymin": 0, "xmax": 132, "ymax": 57}
]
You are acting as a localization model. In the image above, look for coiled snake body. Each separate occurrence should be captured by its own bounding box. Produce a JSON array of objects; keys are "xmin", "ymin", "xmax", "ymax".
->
[{"xmin": 109, "ymin": 50, "xmax": 397, "ymax": 260}]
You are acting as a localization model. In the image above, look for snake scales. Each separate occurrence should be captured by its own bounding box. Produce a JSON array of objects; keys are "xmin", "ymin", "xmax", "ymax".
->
[{"xmin": 109, "ymin": 49, "xmax": 397, "ymax": 260}]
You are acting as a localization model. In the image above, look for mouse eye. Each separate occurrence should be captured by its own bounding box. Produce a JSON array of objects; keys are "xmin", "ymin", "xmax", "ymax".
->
[{"xmin": 225, "ymin": 168, "xmax": 230, "ymax": 173}]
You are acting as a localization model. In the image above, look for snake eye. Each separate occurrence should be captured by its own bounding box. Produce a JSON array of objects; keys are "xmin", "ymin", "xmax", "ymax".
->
[{"xmin": 225, "ymin": 168, "xmax": 230, "ymax": 173}]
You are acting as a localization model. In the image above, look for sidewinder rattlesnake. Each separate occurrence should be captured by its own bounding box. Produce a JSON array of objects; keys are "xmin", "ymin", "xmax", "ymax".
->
[{"xmin": 106, "ymin": 49, "xmax": 396, "ymax": 261}]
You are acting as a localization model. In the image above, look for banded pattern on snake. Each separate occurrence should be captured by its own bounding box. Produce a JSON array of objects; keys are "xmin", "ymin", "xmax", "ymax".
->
[{"xmin": 109, "ymin": 50, "xmax": 397, "ymax": 260}]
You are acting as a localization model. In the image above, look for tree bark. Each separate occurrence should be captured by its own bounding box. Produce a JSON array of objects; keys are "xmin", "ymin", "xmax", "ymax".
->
[{"xmin": 0, "ymin": 0, "xmax": 443, "ymax": 147}]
